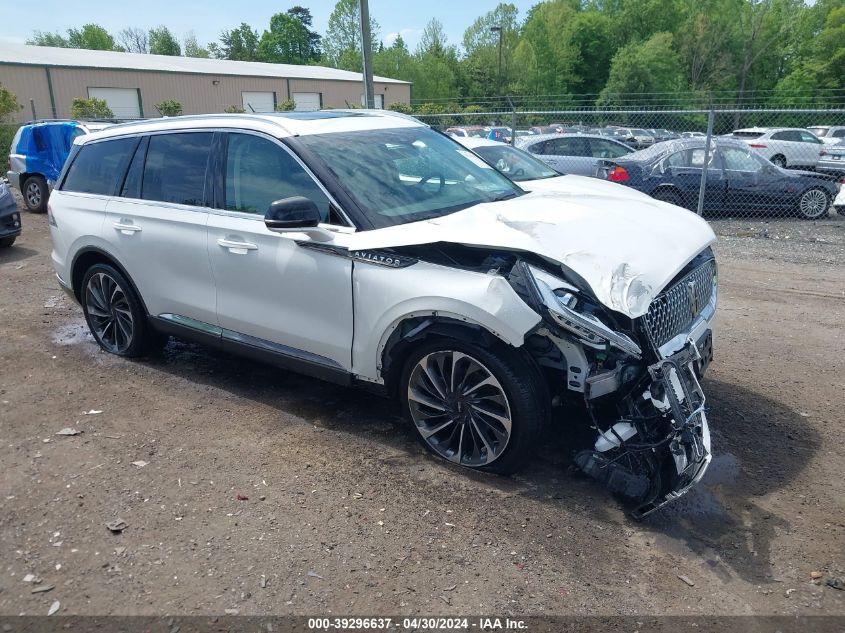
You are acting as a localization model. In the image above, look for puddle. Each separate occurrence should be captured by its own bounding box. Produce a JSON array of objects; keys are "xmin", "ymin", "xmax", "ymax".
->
[{"xmin": 51, "ymin": 321, "xmax": 94, "ymax": 346}]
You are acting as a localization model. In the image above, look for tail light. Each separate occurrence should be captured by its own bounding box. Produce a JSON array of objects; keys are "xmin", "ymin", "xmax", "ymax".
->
[
  {"xmin": 607, "ymin": 166, "xmax": 629, "ymax": 182},
  {"xmin": 749, "ymin": 143, "xmax": 767, "ymax": 148},
  {"xmin": 820, "ymin": 150, "xmax": 829, "ymax": 156}
]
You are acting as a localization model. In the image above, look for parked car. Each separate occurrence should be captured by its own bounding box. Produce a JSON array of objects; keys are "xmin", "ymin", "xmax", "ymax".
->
[
  {"xmin": 649, "ymin": 128, "xmax": 680, "ymax": 142},
  {"xmin": 614, "ymin": 128, "xmax": 656, "ymax": 149},
  {"xmin": 834, "ymin": 182, "xmax": 845, "ymax": 215},
  {"xmin": 515, "ymin": 133, "xmax": 634, "ymax": 177},
  {"xmin": 49, "ymin": 111, "xmax": 719, "ymax": 517},
  {"xmin": 454, "ymin": 136, "xmax": 657, "ymax": 203},
  {"xmin": 486, "ymin": 126, "xmax": 511, "ymax": 142},
  {"xmin": 730, "ymin": 127, "xmax": 823, "ymax": 169},
  {"xmin": 807, "ymin": 125, "xmax": 845, "ymax": 145},
  {"xmin": 445, "ymin": 126, "xmax": 488, "ymax": 139},
  {"xmin": 596, "ymin": 138, "xmax": 840, "ymax": 219},
  {"xmin": 0, "ymin": 180, "xmax": 21, "ymax": 248},
  {"xmin": 7, "ymin": 120, "xmax": 112, "ymax": 213},
  {"xmin": 818, "ymin": 139, "xmax": 845, "ymax": 176},
  {"xmin": 680, "ymin": 131, "xmax": 706, "ymax": 138}
]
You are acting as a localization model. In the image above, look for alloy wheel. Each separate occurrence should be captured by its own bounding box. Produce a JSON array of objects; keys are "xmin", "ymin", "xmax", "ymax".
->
[
  {"xmin": 407, "ymin": 351, "xmax": 512, "ymax": 467},
  {"xmin": 25, "ymin": 181, "xmax": 42, "ymax": 208},
  {"xmin": 798, "ymin": 188, "xmax": 828, "ymax": 219},
  {"xmin": 84, "ymin": 272, "xmax": 134, "ymax": 353}
]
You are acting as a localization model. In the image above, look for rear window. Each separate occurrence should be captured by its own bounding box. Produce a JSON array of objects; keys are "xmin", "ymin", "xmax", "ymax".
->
[
  {"xmin": 62, "ymin": 138, "xmax": 138, "ymax": 195},
  {"xmin": 732, "ymin": 130, "xmax": 764, "ymax": 139},
  {"xmin": 141, "ymin": 133, "xmax": 212, "ymax": 206}
]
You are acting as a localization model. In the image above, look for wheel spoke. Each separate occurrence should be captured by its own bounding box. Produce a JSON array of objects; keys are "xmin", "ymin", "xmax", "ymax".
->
[
  {"xmin": 469, "ymin": 418, "xmax": 494, "ymax": 461},
  {"xmin": 408, "ymin": 387, "xmax": 448, "ymax": 413},
  {"xmin": 420, "ymin": 417, "xmax": 457, "ymax": 439},
  {"xmin": 421, "ymin": 356, "xmax": 448, "ymax": 400}
]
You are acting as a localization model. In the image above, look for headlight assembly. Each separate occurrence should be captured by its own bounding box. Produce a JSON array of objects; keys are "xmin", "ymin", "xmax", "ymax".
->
[{"xmin": 520, "ymin": 262, "xmax": 642, "ymax": 358}]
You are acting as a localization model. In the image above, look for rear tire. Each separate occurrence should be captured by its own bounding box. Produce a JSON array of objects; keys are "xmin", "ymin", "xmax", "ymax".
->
[
  {"xmin": 81, "ymin": 263, "xmax": 163, "ymax": 357},
  {"xmin": 23, "ymin": 176, "xmax": 48, "ymax": 213},
  {"xmin": 399, "ymin": 337, "xmax": 547, "ymax": 475},
  {"xmin": 796, "ymin": 187, "xmax": 830, "ymax": 219},
  {"xmin": 652, "ymin": 188, "xmax": 684, "ymax": 208},
  {"xmin": 770, "ymin": 155, "xmax": 787, "ymax": 169},
  {"xmin": 0, "ymin": 236, "xmax": 16, "ymax": 248}
]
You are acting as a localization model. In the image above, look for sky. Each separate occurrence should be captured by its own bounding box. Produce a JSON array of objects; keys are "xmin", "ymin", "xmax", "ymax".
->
[{"xmin": 0, "ymin": 0, "xmax": 538, "ymax": 53}]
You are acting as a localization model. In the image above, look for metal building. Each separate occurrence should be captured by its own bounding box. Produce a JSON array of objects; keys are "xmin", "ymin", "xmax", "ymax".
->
[{"xmin": 0, "ymin": 43, "xmax": 411, "ymax": 123}]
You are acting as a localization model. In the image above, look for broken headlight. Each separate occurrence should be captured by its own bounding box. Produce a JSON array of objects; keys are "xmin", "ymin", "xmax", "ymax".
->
[{"xmin": 520, "ymin": 262, "xmax": 642, "ymax": 358}]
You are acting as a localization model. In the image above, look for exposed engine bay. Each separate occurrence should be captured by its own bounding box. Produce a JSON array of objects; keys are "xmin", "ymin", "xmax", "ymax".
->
[{"xmin": 388, "ymin": 241, "xmax": 718, "ymax": 517}]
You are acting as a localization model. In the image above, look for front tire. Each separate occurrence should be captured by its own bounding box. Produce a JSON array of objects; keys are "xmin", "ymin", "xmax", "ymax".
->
[
  {"xmin": 81, "ymin": 263, "xmax": 161, "ymax": 357},
  {"xmin": 399, "ymin": 338, "xmax": 546, "ymax": 475},
  {"xmin": 796, "ymin": 187, "xmax": 830, "ymax": 219},
  {"xmin": 770, "ymin": 155, "xmax": 787, "ymax": 168},
  {"xmin": 23, "ymin": 176, "xmax": 48, "ymax": 213}
]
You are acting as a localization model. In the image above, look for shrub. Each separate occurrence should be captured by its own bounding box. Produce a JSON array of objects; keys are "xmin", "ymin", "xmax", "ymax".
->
[
  {"xmin": 70, "ymin": 97, "xmax": 113, "ymax": 119},
  {"xmin": 387, "ymin": 102, "xmax": 413, "ymax": 114},
  {"xmin": 275, "ymin": 99, "xmax": 296, "ymax": 112},
  {"xmin": 155, "ymin": 99, "xmax": 183, "ymax": 116},
  {"xmin": 0, "ymin": 124, "xmax": 21, "ymax": 155},
  {"xmin": 0, "ymin": 83, "xmax": 22, "ymax": 122},
  {"xmin": 223, "ymin": 105, "xmax": 246, "ymax": 113}
]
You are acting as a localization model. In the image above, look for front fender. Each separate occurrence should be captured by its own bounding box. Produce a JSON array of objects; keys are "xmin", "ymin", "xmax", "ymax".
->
[{"xmin": 351, "ymin": 260, "xmax": 541, "ymax": 382}]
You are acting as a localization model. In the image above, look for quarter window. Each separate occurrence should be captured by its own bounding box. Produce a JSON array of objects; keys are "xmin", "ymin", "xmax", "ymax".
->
[
  {"xmin": 141, "ymin": 132, "xmax": 212, "ymax": 206},
  {"xmin": 224, "ymin": 133, "xmax": 331, "ymax": 220},
  {"xmin": 62, "ymin": 137, "xmax": 138, "ymax": 196}
]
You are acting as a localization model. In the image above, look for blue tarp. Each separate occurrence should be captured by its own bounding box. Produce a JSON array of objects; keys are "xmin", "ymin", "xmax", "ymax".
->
[{"xmin": 14, "ymin": 122, "xmax": 80, "ymax": 183}]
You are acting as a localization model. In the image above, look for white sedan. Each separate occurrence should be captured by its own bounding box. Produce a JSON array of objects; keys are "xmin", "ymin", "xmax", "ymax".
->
[{"xmin": 731, "ymin": 127, "xmax": 824, "ymax": 169}]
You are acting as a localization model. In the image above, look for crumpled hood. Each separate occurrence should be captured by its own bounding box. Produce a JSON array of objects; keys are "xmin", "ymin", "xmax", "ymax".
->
[{"xmin": 345, "ymin": 190, "xmax": 716, "ymax": 318}]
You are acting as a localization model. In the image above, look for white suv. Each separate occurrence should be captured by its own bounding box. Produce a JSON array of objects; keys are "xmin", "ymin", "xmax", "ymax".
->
[
  {"xmin": 732, "ymin": 127, "xmax": 824, "ymax": 168},
  {"xmin": 49, "ymin": 111, "xmax": 718, "ymax": 517}
]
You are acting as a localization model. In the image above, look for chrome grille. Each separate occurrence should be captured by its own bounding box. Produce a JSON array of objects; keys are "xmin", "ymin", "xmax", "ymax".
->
[{"xmin": 644, "ymin": 259, "xmax": 716, "ymax": 347}]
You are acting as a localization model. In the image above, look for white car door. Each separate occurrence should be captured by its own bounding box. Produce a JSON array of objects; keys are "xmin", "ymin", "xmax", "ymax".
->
[
  {"xmin": 206, "ymin": 131, "xmax": 354, "ymax": 372},
  {"xmin": 102, "ymin": 131, "xmax": 217, "ymax": 326}
]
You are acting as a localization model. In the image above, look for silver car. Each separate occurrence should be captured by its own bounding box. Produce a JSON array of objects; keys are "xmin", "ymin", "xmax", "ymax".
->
[{"xmin": 515, "ymin": 133, "xmax": 633, "ymax": 177}]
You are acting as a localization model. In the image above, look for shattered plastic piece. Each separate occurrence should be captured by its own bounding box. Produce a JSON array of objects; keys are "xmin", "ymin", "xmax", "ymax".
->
[
  {"xmin": 31, "ymin": 584, "xmax": 55, "ymax": 594},
  {"xmin": 307, "ymin": 570, "xmax": 323, "ymax": 579},
  {"xmin": 236, "ymin": 494, "xmax": 249, "ymax": 501},
  {"xmin": 22, "ymin": 574, "xmax": 37, "ymax": 583},
  {"xmin": 677, "ymin": 574, "xmax": 695, "ymax": 587},
  {"xmin": 48, "ymin": 601, "xmax": 60, "ymax": 616},
  {"xmin": 56, "ymin": 428, "xmax": 81, "ymax": 436},
  {"xmin": 106, "ymin": 518, "xmax": 127, "ymax": 533},
  {"xmin": 131, "ymin": 460, "xmax": 148, "ymax": 468},
  {"xmin": 83, "ymin": 410, "xmax": 103, "ymax": 415},
  {"xmin": 827, "ymin": 577, "xmax": 844, "ymax": 591}
]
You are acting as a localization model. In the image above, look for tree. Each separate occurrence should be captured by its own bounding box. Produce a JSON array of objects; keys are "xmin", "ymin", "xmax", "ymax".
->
[
  {"xmin": 286, "ymin": 6, "xmax": 322, "ymax": 60},
  {"xmin": 183, "ymin": 33, "xmax": 210, "ymax": 58},
  {"xmin": 28, "ymin": 31, "xmax": 69, "ymax": 47},
  {"xmin": 373, "ymin": 35, "xmax": 415, "ymax": 80},
  {"xmin": 598, "ymin": 32, "xmax": 685, "ymax": 106},
  {"xmin": 70, "ymin": 97, "xmax": 113, "ymax": 119},
  {"xmin": 323, "ymin": 0, "xmax": 380, "ymax": 70},
  {"xmin": 117, "ymin": 27, "xmax": 149, "ymax": 54},
  {"xmin": 461, "ymin": 3, "xmax": 521, "ymax": 97},
  {"xmin": 0, "ymin": 82, "xmax": 23, "ymax": 122},
  {"xmin": 276, "ymin": 99, "xmax": 296, "ymax": 111},
  {"xmin": 66, "ymin": 24, "xmax": 122, "ymax": 51},
  {"xmin": 149, "ymin": 26, "xmax": 181, "ymax": 56},
  {"xmin": 155, "ymin": 99, "xmax": 183, "ymax": 116},
  {"xmin": 513, "ymin": 1, "xmax": 581, "ymax": 96},
  {"xmin": 257, "ymin": 13, "xmax": 314, "ymax": 64},
  {"xmin": 209, "ymin": 24, "xmax": 260, "ymax": 61}
]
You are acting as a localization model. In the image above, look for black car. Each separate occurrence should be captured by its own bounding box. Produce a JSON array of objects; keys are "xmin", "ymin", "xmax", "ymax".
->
[
  {"xmin": 0, "ymin": 181, "xmax": 21, "ymax": 248},
  {"xmin": 596, "ymin": 138, "xmax": 841, "ymax": 219}
]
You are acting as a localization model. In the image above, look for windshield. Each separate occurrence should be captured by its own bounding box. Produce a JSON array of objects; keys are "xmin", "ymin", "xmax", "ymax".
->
[
  {"xmin": 807, "ymin": 127, "xmax": 828, "ymax": 137},
  {"xmin": 295, "ymin": 127, "xmax": 523, "ymax": 228},
  {"xmin": 473, "ymin": 144, "xmax": 559, "ymax": 181}
]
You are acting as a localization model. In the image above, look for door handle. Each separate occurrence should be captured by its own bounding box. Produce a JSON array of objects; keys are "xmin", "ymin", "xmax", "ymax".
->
[
  {"xmin": 113, "ymin": 222, "xmax": 142, "ymax": 235},
  {"xmin": 217, "ymin": 238, "xmax": 258, "ymax": 254}
]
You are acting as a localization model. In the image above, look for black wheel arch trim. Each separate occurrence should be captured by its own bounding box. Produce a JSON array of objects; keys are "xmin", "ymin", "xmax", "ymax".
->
[{"xmin": 70, "ymin": 246, "xmax": 151, "ymax": 316}]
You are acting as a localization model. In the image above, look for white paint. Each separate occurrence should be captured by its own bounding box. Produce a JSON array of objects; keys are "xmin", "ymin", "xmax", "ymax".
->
[
  {"xmin": 241, "ymin": 91, "xmax": 275, "ymax": 113},
  {"xmin": 345, "ymin": 190, "xmax": 716, "ymax": 318},
  {"xmin": 87, "ymin": 87, "xmax": 141, "ymax": 119}
]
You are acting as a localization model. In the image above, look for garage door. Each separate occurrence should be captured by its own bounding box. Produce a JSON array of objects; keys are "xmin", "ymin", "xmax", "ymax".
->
[
  {"xmin": 242, "ymin": 91, "xmax": 275, "ymax": 113},
  {"xmin": 361, "ymin": 94, "xmax": 384, "ymax": 109},
  {"xmin": 293, "ymin": 92, "xmax": 321, "ymax": 112},
  {"xmin": 87, "ymin": 87, "xmax": 141, "ymax": 119}
]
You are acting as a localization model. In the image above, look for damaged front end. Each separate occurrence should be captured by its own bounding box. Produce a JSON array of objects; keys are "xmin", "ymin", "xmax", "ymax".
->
[{"xmin": 509, "ymin": 250, "xmax": 718, "ymax": 518}]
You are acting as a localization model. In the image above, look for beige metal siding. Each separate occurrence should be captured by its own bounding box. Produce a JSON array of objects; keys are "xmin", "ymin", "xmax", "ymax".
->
[
  {"xmin": 0, "ymin": 63, "xmax": 411, "ymax": 123},
  {"xmin": 0, "ymin": 64, "xmax": 53, "ymax": 122}
]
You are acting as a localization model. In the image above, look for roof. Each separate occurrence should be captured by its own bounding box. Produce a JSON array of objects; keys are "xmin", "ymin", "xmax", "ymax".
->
[
  {"xmin": 515, "ymin": 132, "xmax": 627, "ymax": 148},
  {"xmin": 453, "ymin": 136, "xmax": 503, "ymax": 149},
  {"xmin": 0, "ymin": 42, "xmax": 410, "ymax": 85},
  {"xmin": 81, "ymin": 110, "xmax": 425, "ymax": 142}
]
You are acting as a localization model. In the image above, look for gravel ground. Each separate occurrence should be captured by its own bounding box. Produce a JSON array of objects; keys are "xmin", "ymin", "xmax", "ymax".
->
[{"xmin": 1, "ymin": 201, "xmax": 843, "ymax": 617}]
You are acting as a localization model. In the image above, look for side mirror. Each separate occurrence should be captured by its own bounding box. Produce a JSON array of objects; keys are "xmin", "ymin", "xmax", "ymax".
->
[{"xmin": 264, "ymin": 197, "xmax": 334, "ymax": 242}]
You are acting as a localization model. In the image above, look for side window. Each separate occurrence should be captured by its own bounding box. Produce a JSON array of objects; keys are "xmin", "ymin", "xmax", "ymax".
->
[
  {"xmin": 120, "ymin": 136, "xmax": 148, "ymax": 199},
  {"xmin": 142, "ymin": 132, "xmax": 212, "ymax": 206},
  {"xmin": 588, "ymin": 138, "xmax": 629, "ymax": 159},
  {"xmin": 770, "ymin": 131, "xmax": 788, "ymax": 141},
  {"xmin": 721, "ymin": 147, "xmax": 762, "ymax": 172},
  {"xmin": 799, "ymin": 131, "xmax": 822, "ymax": 144},
  {"xmin": 546, "ymin": 138, "xmax": 589, "ymax": 156},
  {"xmin": 224, "ymin": 133, "xmax": 332, "ymax": 221},
  {"xmin": 62, "ymin": 137, "xmax": 138, "ymax": 195},
  {"xmin": 664, "ymin": 151, "xmax": 687, "ymax": 168},
  {"xmin": 833, "ymin": 129, "xmax": 845, "ymax": 138}
]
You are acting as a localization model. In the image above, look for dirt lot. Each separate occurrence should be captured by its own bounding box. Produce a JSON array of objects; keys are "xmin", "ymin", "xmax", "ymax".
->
[{"xmin": 1, "ymin": 202, "xmax": 844, "ymax": 617}]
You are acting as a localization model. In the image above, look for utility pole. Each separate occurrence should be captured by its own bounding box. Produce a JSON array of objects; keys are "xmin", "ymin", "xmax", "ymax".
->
[
  {"xmin": 490, "ymin": 25, "xmax": 503, "ymax": 97},
  {"xmin": 359, "ymin": 0, "xmax": 375, "ymax": 109}
]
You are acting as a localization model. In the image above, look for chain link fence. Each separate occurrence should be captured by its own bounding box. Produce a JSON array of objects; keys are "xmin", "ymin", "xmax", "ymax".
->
[{"xmin": 414, "ymin": 107, "xmax": 845, "ymax": 221}]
